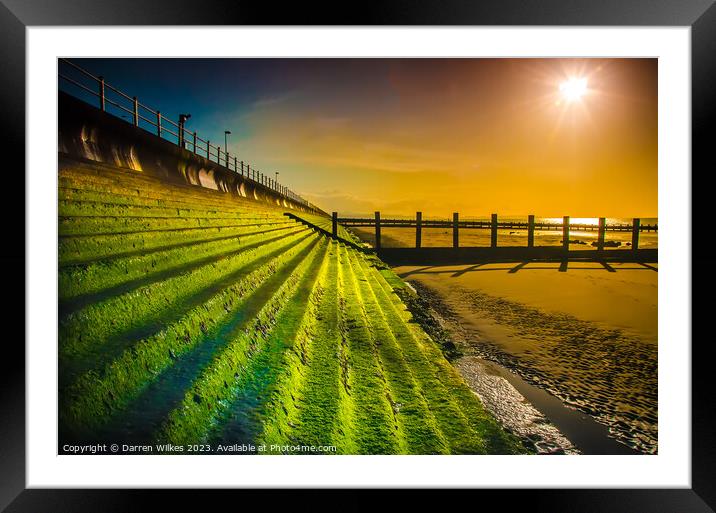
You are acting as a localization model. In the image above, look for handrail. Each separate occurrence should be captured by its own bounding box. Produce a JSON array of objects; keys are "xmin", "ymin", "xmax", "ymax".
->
[{"xmin": 58, "ymin": 58, "xmax": 313, "ymax": 208}]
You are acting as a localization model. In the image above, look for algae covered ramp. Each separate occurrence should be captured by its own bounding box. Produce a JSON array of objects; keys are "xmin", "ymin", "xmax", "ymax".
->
[{"xmin": 58, "ymin": 159, "xmax": 527, "ymax": 455}]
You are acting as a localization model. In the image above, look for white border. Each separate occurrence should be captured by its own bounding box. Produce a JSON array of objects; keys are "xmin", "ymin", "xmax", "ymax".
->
[{"xmin": 27, "ymin": 27, "xmax": 691, "ymax": 488}]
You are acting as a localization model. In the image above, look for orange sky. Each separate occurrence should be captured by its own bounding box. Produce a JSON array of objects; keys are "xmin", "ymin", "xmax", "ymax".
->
[{"xmin": 231, "ymin": 58, "xmax": 657, "ymax": 217}]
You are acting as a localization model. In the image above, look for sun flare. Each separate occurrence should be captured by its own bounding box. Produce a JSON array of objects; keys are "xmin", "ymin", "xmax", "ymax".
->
[{"xmin": 559, "ymin": 77, "xmax": 588, "ymax": 102}]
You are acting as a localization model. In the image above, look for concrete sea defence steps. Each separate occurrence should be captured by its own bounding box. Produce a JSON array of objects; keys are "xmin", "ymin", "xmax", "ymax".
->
[
  {"xmin": 60, "ymin": 165, "xmax": 295, "ymax": 212},
  {"xmin": 59, "ymin": 224, "xmax": 305, "ymax": 302},
  {"xmin": 60, "ymin": 232, "xmax": 322, "ymax": 433},
  {"xmin": 58, "ymin": 160, "xmax": 527, "ymax": 454},
  {"xmin": 255, "ymin": 242, "xmax": 357, "ymax": 453},
  {"xmin": 158, "ymin": 238, "xmax": 330, "ymax": 444},
  {"xmin": 95, "ymin": 237, "xmax": 329, "ymax": 444},
  {"xmin": 344, "ymin": 246, "xmax": 448, "ymax": 454},
  {"xmin": 60, "ymin": 220, "xmax": 296, "ymax": 265},
  {"xmin": 59, "ymin": 228, "xmax": 314, "ymax": 365},
  {"xmin": 59, "ymin": 214, "xmax": 290, "ymax": 237},
  {"xmin": 59, "ymin": 183, "xmax": 290, "ymax": 215},
  {"xmin": 59, "ymin": 198, "xmax": 284, "ymax": 221}
]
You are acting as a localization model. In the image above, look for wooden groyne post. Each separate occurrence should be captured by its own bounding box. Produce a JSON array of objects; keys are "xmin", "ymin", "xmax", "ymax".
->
[
  {"xmin": 415, "ymin": 211, "xmax": 423, "ymax": 248},
  {"xmin": 332, "ymin": 212, "xmax": 338, "ymax": 238},
  {"xmin": 491, "ymin": 214, "xmax": 498, "ymax": 248},
  {"xmin": 527, "ymin": 214, "xmax": 535, "ymax": 248},
  {"xmin": 632, "ymin": 218, "xmax": 641, "ymax": 250},
  {"xmin": 597, "ymin": 217, "xmax": 606, "ymax": 251},
  {"xmin": 453, "ymin": 212, "xmax": 459, "ymax": 248},
  {"xmin": 375, "ymin": 211, "xmax": 381, "ymax": 250},
  {"xmin": 562, "ymin": 216, "xmax": 570, "ymax": 252}
]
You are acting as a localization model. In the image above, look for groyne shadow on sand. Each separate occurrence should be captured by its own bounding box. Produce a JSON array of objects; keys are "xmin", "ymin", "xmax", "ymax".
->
[{"xmin": 397, "ymin": 260, "xmax": 658, "ymax": 279}]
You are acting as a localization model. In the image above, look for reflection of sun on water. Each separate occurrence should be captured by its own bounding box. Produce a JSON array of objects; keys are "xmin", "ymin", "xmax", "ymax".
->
[{"xmin": 543, "ymin": 217, "xmax": 599, "ymax": 226}]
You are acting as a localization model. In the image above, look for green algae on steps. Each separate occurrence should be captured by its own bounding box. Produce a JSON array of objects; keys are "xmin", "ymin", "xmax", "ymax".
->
[
  {"xmin": 59, "ymin": 199, "xmax": 276, "ymax": 220},
  {"xmin": 59, "ymin": 224, "xmax": 304, "ymax": 302},
  {"xmin": 333, "ymin": 245, "xmax": 402, "ymax": 454},
  {"xmin": 59, "ymin": 229, "xmax": 312, "ymax": 360},
  {"xmin": 346, "ymin": 248, "xmax": 449, "ymax": 454},
  {"xmin": 59, "ymin": 220, "xmax": 294, "ymax": 265},
  {"xmin": 59, "ymin": 214, "xmax": 288, "ymax": 237},
  {"xmin": 59, "ymin": 185, "xmax": 279, "ymax": 213},
  {"xmin": 95, "ymin": 237, "xmax": 330, "ymax": 445},
  {"xmin": 60, "ymin": 233, "xmax": 321, "ymax": 432},
  {"xmin": 257, "ymin": 243, "xmax": 357, "ymax": 454},
  {"xmin": 159, "ymin": 237, "xmax": 330, "ymax": 444}
]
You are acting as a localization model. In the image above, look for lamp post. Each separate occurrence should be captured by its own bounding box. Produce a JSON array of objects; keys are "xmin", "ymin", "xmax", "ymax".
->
[
  {"xmin": 224, "ymin": 130, "xmax": 232, "ymax": 167},
  {"xmin": 178, "ymin": 113, "xmax": 191, "ymax": 148}
]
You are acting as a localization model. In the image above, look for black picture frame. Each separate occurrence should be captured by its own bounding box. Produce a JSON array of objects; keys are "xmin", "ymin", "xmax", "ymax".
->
[{"xmin": 3, "ymin": 0, "xmax": 713, "ymax": 510}]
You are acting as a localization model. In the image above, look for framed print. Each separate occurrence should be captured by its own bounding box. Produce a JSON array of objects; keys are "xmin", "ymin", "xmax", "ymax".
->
[{"xmin": 4, "ymin": 0, "xmax": 715, "ymax": 510}]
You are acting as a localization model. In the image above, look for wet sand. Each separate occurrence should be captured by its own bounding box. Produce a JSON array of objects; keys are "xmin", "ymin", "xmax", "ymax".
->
[{"xmin": 394, "ymin": 262, "xmax": 658, "ymax": 454}]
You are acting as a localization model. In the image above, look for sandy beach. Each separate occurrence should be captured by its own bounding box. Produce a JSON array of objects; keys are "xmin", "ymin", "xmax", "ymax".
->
[{"xmin": 394, "ymin": 262, "xmax": 658, "ymax": 453}]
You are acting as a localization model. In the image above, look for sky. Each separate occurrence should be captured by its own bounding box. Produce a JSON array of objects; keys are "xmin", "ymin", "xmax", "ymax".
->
[{"xmin": 62, "ymin": 58, "xmax": 657, "ymax": 218}]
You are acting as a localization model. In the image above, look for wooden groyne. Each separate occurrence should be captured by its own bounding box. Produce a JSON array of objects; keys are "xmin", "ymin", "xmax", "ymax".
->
[{"xmin": 332, "ymin": 212, "xmax": 656, "ymax": 252}]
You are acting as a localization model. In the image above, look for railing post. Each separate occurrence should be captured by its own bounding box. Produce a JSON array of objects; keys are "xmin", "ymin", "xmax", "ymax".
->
[
  {"xmin": 206, "ymin": 140, "xmax": 210, "ymax": 160},
  {"xmin": 193, "ymin": 132, "xmax": 197, "ymax": 153},
  {"xmin": 597, "ymin": 217, "xmax": 606, "ymax": 252},
  {"xmin": 234, "ymin": 156, "xmax": 237, "ymax": 173},
  {"xmin": 527, "ymin": 214, "xmax": 535, "ymax": 248},
  {"xmin": 240, "ymin": 161, "xmax": 244, "ymax": 176},
  {"xmin": 132, "ymin": 97, "xmax": 139, "ymax": 126},
  {"xmin": 415, "ymin": 211, "xmax": 422, "ymax": 248},
  {"xmin": 217, "ymin": 147, "xmax": 221, "ymax": 166},
  {"xmin": 98, "ymin": 76, "xmax": 105, "ymax": 111},
  {"xmin": 226, "ymin": 151, "xmax": 230, "ymax": 168},
  {"xmin": 491, "ymin": 213, "xmax": 498, "ymax": 248},
  {"xmin": 562, "ymin": 216, "xmax": 570, "ymax": 253},
  {"xmin": 632, "ymin": 218, "xmax": 641, "ymax": 251},
  {"xmin": 375, "ymin": 211, "xmax": 382, "ymax": 250},
  {"xmin": 156, "ymin": 111, "xmax": 162, "ymax": 137},
  {"xmin": 453, "ymin": 212, "xmax": 459, "ymax": 248},
  {"xmin": 332, "ymin": 212, "xmax": 338, "ymax": 238}
]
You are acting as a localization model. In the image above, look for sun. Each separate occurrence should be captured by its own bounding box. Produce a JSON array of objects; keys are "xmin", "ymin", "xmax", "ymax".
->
[{"xmin": 559, "ymin": 77, "xmax": 588, "ymax": 102}]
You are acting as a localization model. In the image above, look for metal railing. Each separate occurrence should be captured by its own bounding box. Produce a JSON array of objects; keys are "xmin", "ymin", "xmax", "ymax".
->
[{"xmin": 58, "ymin": 58, "xmax": 317, "ymax": 209}]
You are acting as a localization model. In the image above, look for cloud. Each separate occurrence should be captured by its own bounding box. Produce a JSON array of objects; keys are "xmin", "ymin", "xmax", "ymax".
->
[{"xmin": 252, "ymin": 93, "xmax": 295, "ymax": 109}]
